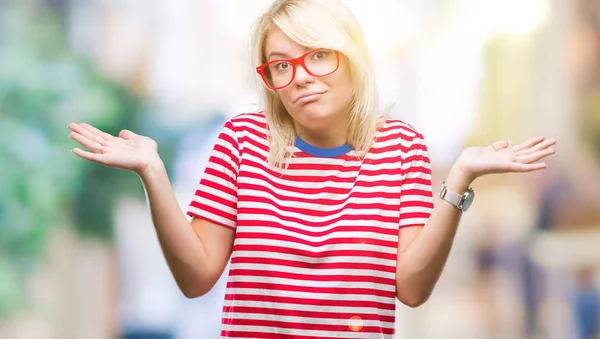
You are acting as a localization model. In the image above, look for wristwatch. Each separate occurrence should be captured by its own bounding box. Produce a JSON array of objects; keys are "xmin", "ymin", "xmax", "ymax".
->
[{"xmin": 439, "ymin": 182, "xmax": 475, "ymax": 212}]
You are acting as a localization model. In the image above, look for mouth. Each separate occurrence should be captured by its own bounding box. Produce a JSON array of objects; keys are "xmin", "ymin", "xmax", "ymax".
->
[{"xmin": 295, "ymin": 91, "xmax": 325, "ymax": 104}]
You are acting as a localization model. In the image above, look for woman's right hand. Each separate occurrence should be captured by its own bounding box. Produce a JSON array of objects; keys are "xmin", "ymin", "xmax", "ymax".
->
[{"xmin": 68, "ymin": 122, "xmax": 161, "ymax": 176}]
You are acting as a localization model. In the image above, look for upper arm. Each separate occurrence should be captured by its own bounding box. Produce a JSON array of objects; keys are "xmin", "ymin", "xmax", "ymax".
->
[
  {"xmin": 397, "ymin": 225, "xmax": 423, "ymax": 255},
  {"xmin": 396, "ymin": 132, "xmax": 434, "ymax": 265},
  {"xmin": 187, "ymin": 120, "xmax": 240, "ymax": 229},
  {"xmin": 191, "ymin": 216, "xmax": 235, "ymax": 284},
  {"xmin": 186, "ymin": 119, "xmax": 241, "ymax": 286},
  {"xmin": 398, "ymin": 132, "xmax": 434, "ymax": 228}
]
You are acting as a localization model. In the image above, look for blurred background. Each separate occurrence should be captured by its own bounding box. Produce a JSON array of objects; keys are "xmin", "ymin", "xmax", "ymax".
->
[{"xmin": 0, "ymin": 0, "xmax": 599, "ymax": 338}]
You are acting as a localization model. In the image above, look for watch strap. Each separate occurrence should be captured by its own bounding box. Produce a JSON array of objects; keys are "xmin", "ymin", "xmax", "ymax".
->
[{"xmin": 439, "ymin": 183, "xmax": 463, "ymax": 208}]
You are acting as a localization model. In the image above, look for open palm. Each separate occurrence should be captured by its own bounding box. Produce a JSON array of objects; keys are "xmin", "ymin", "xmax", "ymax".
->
[
  {"xmin": 457, "ymin": 136, "xmax": 556, "ymax": 181},
  {"xmin": 68, "ymin": 122, "xmax": 159, "ymax": 175}
]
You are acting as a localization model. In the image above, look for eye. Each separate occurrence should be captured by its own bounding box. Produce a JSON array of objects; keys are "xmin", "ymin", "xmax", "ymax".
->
[
  {"xmin": 274, "ymin": 62, "xmax": 291, "ymax": 71},
  {"xmin": 312, "ymin": 50, "xmax": 330, "ymax": 60}
]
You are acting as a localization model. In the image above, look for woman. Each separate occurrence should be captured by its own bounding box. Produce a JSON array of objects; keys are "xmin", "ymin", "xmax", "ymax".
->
[{"xmin": 68, "ymin": 0, "xmax": 556, "ymax": 337}]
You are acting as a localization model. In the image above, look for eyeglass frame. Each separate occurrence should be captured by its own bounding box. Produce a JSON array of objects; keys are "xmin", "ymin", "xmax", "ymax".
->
[{"xmin": 256, "ymin": 48, "xmax": 341, "ymax": 91}]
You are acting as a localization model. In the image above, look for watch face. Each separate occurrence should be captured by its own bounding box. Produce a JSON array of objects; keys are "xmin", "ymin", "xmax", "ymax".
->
[{"xmin": 462, "ymin": 191, "xmax": 475, "ymax": 212}]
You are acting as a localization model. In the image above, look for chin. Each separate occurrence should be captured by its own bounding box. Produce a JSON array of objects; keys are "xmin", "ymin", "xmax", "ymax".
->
[{"xmin": 296, "ymin": 104, "xmax": 336, "ymax": 124}]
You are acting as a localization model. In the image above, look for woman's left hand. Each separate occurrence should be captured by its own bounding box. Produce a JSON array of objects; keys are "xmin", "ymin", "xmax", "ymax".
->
[{"xmin": 455, "ymin": 136, "xmax": 556, "ymax": 183}]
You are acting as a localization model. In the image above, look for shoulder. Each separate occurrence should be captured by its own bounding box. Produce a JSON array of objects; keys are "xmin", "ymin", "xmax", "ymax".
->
[
  {"xmin": 227, "ymin": 111, "xmax": 268, "ymax": 132},
  {"xmin": 377, "ymin": 118, "xmax": 425, "ymax": 143},
  {"xmin": 220, "ymin": 111, "xmax": 269, "ymax": 153}
]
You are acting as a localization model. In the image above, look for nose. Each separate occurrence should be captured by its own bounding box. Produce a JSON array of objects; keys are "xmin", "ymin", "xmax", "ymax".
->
[{"xmin": 292, "ymin": 64, "xmax": 315, "ymax": 85}]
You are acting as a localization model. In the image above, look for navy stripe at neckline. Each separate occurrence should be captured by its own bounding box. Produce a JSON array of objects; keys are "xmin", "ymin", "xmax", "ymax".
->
[{"xmin": 294, "ymin": 136, "xmax": 352, "ymax": 158}]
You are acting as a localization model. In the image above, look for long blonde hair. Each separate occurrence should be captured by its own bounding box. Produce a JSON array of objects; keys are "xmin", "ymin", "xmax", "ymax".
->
[{"xmin": 250, "ymin": 0, "xmax": 384, "ymax": 167}]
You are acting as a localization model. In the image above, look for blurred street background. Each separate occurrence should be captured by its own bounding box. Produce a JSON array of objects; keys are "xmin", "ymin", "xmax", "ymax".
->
[{"xmin": 1, "ymin": 0, "xmax": 599, "ymax": 338}]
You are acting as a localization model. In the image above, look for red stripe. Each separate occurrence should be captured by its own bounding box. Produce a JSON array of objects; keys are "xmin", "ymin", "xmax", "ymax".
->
[
  {"xmin": 224, "ymin": 293, "xmax": 395, "ymax": 311},
  {"xmin": 238, "ymin": 220, "xmax": 398, "ymax": 237},
  {"xmin": 221, "ymin": 318, "xmax": 394, "ymax": 335},
  {"xmin": 238, "ymin": 183, "xmax": 400, "ymax": 205},
  {"xmin": 188, "ymin": 201, "xmax": 236, "ymax": 223},
  {"xmin": 232, "ymin": 244, "xmax": 397, "ymax": 261},
  {"xmin": 226, "ymin": 281, "xmax": 396, "ymax": 299},
  {"xmin": 223, "ymin": 331, "xmax": 379, "ymax": 339},
  {"xmin": 235, "ymin": 232, "xmax": 397, "ymax": 249},
  {"xmin": 236, "ymin": 196, "xmax": 399, "ymax": 216},
  {"xmin": 236, "ymin": 207, "xmax": 398, "ymax": 227},
  {"xmin": 230, "ymin": 256, "xmax": 396, "ymax": 273},
  {"xmin": 228, "ymin": 269, "xmax": 395, "ymax": 286}
]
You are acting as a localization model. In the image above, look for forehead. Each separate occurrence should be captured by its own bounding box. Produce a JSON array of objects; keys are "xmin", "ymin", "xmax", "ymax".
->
[{"xmin": 264, "ymin": 28, "xmax": 311, "ymax": 59}]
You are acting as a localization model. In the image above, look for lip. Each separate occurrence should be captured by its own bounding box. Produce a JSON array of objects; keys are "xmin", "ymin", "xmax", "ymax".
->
[{"xmin": 295, "ymin": 91, "xmax": 325, "ymax": 104}]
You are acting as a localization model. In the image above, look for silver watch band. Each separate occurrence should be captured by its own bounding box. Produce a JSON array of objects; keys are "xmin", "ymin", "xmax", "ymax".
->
[
  {"xmin": 439, "ymin": 183, "xmax": 463, "ymax": 208},
  {"xmin": 439, "ymin": 184, "xmax": 463, "ymax": 207}
]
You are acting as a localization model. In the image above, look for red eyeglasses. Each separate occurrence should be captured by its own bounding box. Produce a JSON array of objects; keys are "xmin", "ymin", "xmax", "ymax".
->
[{"xmin": 256, "ymin": 49, "xmax": 340, "ymax": 90}]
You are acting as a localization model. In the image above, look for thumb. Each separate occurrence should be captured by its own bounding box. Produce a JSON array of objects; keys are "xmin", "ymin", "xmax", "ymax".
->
[
  {"xmin": 119, "ymin": 129, "xmax": 138, "ymax": 140},
  {"xmin": 489, "ymin": 139, "xmax": 510, "ymax": 151}
]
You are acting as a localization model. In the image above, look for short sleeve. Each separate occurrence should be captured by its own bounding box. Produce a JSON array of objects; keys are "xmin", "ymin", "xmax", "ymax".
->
[
  {"xmin": 398, "ymin": 133, "xmax": 435, "ymax": 228},
  {"xmin": 186, "ymin": 120, "xmax": 239, "ymax": 229}
]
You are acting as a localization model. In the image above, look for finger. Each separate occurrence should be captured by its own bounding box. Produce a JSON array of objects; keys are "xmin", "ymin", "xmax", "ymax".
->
[
  {"xmin": 512, "ymin": 136, "xmax": 545, "ymax": 152},
  {"xmin": 509, "ymin": 162, "xmax": 548, "ymax": 172},
  {"xmin": 516, "ymin": 138, "xmax": 556, "ymax": 155},
  {"xmin": 71, "ymin": 148, "xmax": 105, "ymax": 164},
  {"xmin": 119, "ymin": 129, "xmax": 138, "ymax": 140},
  {"xmin": 68, "ymin": 123, "xmax": 107, "ymax": 145},
  {"xmin": 516, "ymin": 148, "xmax": 555, "ymax": 163},
  {"xmin": 80, "ymin": 123, "xmax": 114, "ymax": 141},
  {"xmin": 489, "ymin": 140, "xmax": 510, "ymax": 151},
  {"xmin": 69, "ymin": 131, "xmax": 104, "ymax": 152}
]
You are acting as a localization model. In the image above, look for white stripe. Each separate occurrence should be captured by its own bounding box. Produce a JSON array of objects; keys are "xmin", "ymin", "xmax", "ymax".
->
[
  {"xmin": 233, "ymin": 251, "xmax": 396, "ymax": 268},
  {"xmin": 239, "ymin": 175, "xmax": 402, "ymax": 198},
  {"xmin": 222, "ymin": 298, "xmax": 397, "ymax": 317},
  {"xmin": 235, "ymin": 238, "xmax": 398, "ymax": 254},
  {"xmin": 198, "ymin": 175, "xmax": 236, "ymax": 195},
  {"xmin": 226, "ymin": 287, "xmax": 395, "ymax": 305},
  {"xmin": 236, "ymin": 201, "xmax": 399, "ymax": 222},
  {"xmin": 243, "ymin": 151, "xmax": 358, "ymax": 175},
  {"xmin": 237, "ymin": 227, "xmax": 397, "ymax": 243},
  {"xmin": 192, "ymin": 195, "xmax": 236, "ymax": 216},
  {"xmin": 236, "ymin": 212, "xmax": 398, "ymax": 231},
  {"xmin": 226, "ymin": 312, "xmax": 395, "ymax": 329},
  {"xmin": 402, "ymin": 160, "xmax": 431, "ymax": 171},
  {"xmin": 236, "ymin": 188, "xmax": 400, "ymax": 212},
  {"xmin": 373, "ymin": 135, "xmax": 416, "ymax": 150},
  {"xmin": 377, "ymin": 121, "xmax": 417, "ymax": 136},
  {"xmin": 206, "ymin": 152, "xmax": 238, "ymax": 176},
  {"xmin": 400, "ymin": 183, "xmax": 433, "ymax": 193},
  {"xmin": 229, "ymin": 263, "xmax": 396, "ymax": 280},
  {"xmin": 399, "ymin": 206, "xmax": 433, "ymax": 215},
  {"xmin": 221, "ymin": 324, "xmax": 393, "ymax": 339},
  {"xmin": 227, "ymin": 274, "xmax": 396, "ymax": 292},
  {"xmin": 399, "ymin": 218, "xmax": 429, "ymax": 227},
  {"xmin": 188, "ymin": 206, "xmax": 235, "ymax": 227},
  {"xmin": 400, "ymin": 194, "xmax": 433, "ymax": 203}
]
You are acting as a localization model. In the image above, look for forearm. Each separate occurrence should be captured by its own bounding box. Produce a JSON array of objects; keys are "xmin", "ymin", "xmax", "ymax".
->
[
  {"xmin": 139, "ymin": 159, "xmax": 210, "ymax": 295},
  {"xmin": 395, "ymin": 165, "xmax": 472, "ymax": 306}
]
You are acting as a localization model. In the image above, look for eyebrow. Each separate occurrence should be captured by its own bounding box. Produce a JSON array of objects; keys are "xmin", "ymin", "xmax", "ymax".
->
[
  {"xmin": 267, "ymin": 51, "xmax": 291, "ymax": 61},
  {"xmin": 267, "ymin": 47, "xmax": 313, "ymax": 61}
]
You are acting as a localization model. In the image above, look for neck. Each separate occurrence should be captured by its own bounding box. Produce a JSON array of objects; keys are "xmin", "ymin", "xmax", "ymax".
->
[{"xmin": 295, "ymin": 124, "xmax": 348, "ymax": 148}]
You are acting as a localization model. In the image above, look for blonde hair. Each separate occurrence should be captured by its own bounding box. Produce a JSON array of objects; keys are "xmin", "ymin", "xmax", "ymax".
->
[{"xmin": 250, "ymin": 0, "xmax": 385, "ymax": 167}]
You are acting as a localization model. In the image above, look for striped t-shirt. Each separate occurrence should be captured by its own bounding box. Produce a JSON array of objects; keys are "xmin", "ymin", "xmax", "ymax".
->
[{"xmin": 187, "ymin": 112, "xmax": 434, "ymax": 338}]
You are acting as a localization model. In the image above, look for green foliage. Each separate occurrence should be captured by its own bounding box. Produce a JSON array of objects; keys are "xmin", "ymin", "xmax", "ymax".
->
[{"xmin": 0, "ymin": 4, "xmax": 145, "ymax": 317}]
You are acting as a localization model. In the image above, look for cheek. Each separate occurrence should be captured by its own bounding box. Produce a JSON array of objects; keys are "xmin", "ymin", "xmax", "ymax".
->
[
  {"xmin": 327, "ymin": 75, "xmax": 353, "ymax": 105},
  {"xmin": 277, "ymin": 89, "xmax": 295, "ymax": 107}
]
